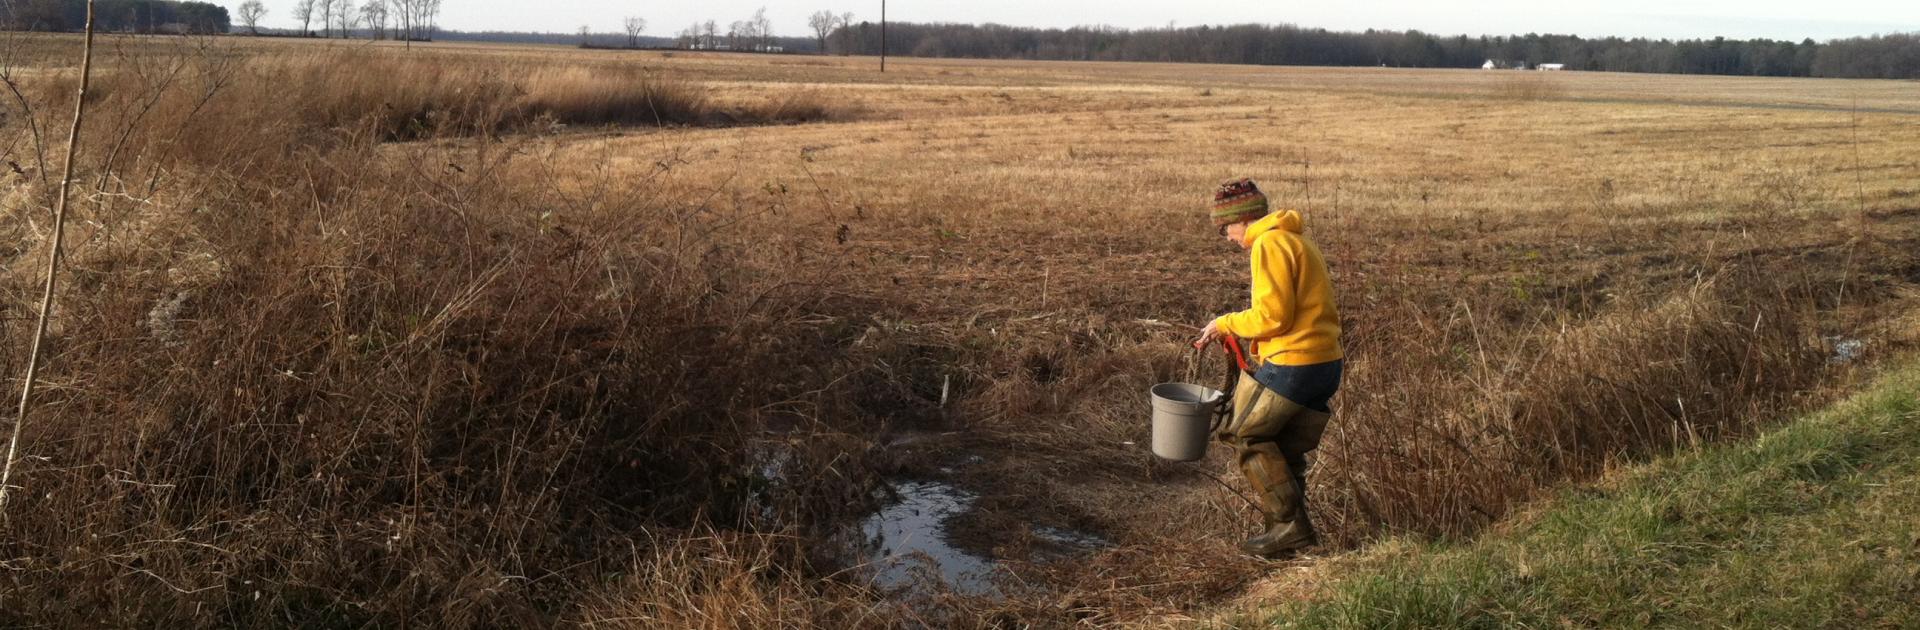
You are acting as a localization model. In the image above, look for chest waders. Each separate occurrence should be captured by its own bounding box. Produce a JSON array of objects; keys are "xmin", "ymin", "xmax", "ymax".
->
[{"xmin": 1210, "ymin": 337, "xmax": 1332, "ymax": 558}]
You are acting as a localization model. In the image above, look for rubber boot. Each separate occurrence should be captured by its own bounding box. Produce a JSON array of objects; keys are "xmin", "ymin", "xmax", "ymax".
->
[
  {"xmin": 1289, "ymin": 469, "xmax": 1316, "ymax": 545},
  {"xmin": 1282, "ymin": 407, "xmax": 1331, "ymax": 543},
  {"xmin": 1237, "ymin": 441, "xmax": 1316, "ymax": 558}
]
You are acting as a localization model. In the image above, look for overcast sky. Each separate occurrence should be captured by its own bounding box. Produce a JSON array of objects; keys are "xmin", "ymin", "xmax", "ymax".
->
[{"xmin": 257, "ymin": 0, "xmax": 1920, "ymax": 42}]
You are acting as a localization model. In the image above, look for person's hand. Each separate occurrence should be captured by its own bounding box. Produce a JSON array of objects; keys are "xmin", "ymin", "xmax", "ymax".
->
[{"xmin": 1192, "ymin": 319, "xmax": 1223, "ymax": 350}]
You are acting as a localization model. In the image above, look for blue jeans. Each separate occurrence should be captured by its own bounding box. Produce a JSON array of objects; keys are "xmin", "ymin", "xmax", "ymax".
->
[{"xmin": 1251, "ymin": 359, "xmax": 1343, "ymax": 413}]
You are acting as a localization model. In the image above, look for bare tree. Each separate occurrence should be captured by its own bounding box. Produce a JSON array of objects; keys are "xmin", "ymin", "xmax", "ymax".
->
[
  {"xmin": 807, "ymin": 10, "xmax": 834, "ymax": 53},
  {"xmin": 292, "ymin": 0, "xmax": 315, "ymax": 35},
  {"xmin": 578, "ymin": 25, "xmax": 590, "ymax": 46},
  {"xmin": 623, "ymin": 16, "xmax": 645, "ymax": 48},
  {"xmin": 421, "ymin": 0, "xmax": 441, "ymax": 41},
  {"xmin": 361, "ymin": 0, "xmax": 386, "ymax": 39},
  {"xmin": 335, "ymin": 0, "xmax": 357, "ymax": 37},
  {"xmin": 392, "ymin": 0, "xmax": 412, "ymax": 41},
  {"xmin": 751, "ymin": 7, "xmax": 772, "ymax": 51},
  {"xmin": 391, "ymin": 0, "xmax": 438, "ymax": 42},
  {"xmin": 678, "ymin": 23, "xmax": 698, "ymax": 48},
  {"xmin": 315, "ymin": 0, "xmax": 334, "ymax": 36},
  {"xmin": 838, "ymin": 11, "xmax": 854, "ymax": 54},
  {"xmin": 238, "ymin": 0, "xmax": 267, "ymax": 34},
  {"xmin": 727, "ymin": 20, "xmax": 744, "ymax": 50},
  {"xmin": 702, "ymin": 19, "xmax": 717, "ymax": 49}
]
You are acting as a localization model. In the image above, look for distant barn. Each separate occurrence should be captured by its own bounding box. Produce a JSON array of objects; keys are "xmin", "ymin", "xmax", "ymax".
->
[
  {"xmin": 1538, "ymin": 63, "xmax": 1567, "ymax": 71},
  {"xmin": 1483, "ymin": 59, "xmax": 1497, "ymax": 70}
]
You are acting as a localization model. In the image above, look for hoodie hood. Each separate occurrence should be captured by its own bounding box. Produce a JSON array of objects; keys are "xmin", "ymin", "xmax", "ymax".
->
[{"xmin": 1240, "ymin": 210, "xmax": 1303, "ymax": 247}]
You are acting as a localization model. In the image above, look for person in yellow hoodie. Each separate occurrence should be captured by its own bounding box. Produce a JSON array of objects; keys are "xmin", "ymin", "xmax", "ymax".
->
[{"xmin": 1193, "ymin": 177, "xmax": 1344, "ymax": 558}]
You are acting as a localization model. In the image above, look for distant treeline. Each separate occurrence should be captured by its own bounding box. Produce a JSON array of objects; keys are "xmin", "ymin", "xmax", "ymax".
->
[
  {"xmin": 3, "ymin": 0, "xmax": 229, "ymax": 33},
  {"xmin": 432, "ymin": 30, "xmax": 818, "ymax": 52},
  {"xmin": 828, "ymin": 22, "xmax": 1920, "ymax": 79}
]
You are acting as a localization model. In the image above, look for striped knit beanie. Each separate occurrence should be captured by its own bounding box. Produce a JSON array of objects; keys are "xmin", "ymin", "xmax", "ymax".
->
[{"xmin": 1210, "ymin": 178, "xmax": 1269, "ymax": 226}]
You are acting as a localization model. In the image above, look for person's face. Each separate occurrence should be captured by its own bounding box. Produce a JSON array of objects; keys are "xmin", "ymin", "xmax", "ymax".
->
[{"xmin": 1220, "ymin": 221, "xmax": 1250, "ymax": 250}]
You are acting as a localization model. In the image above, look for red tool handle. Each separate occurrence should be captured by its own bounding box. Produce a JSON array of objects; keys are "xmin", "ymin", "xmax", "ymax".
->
[{"xmin": 1221, "ymin": 336, "xmax": 1250, "ymax": 372}]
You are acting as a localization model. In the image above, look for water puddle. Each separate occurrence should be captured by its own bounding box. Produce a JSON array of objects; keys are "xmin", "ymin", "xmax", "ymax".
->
[
  {"xmin": 859, "ymin": 480, "xmax": 1003, "ymax": 598},
  {"xmin": 743, "ymin": 441, "xmax": 796, "ymax": 526},
  {"xmin": 1033, "ymin": 525, "xmax": 1110, "ymax": 550},
  {"xmin": 780, "ymin": 430, "xmax": 1113, "ymax": 604},
  {"xmin": 1827, "ymin": 336, "xmax": 1864, "ymax": 365}
]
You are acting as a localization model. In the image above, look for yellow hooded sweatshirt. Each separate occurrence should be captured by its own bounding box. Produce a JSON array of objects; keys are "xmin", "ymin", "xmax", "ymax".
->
[{"xmin": 1214, "ymin": 210, "xmax": 1344, "ymax": 367}]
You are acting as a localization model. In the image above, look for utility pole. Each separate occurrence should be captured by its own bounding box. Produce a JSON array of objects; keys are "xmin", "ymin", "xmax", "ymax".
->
[{"xmin": 880, "ymin": 0, "xmax": 886, "ymax": 73}]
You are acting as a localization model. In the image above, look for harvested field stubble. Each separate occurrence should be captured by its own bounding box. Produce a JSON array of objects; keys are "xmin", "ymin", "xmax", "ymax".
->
[{"xmin": 3, "ymin": 34, "xmax": 1919, "ymax": 627}]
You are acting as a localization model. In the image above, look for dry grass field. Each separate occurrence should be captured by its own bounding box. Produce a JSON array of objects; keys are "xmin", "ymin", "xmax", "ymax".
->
[{"xmin": 2, "ymin": 34, "xmax": 1917, "ymax": 627}]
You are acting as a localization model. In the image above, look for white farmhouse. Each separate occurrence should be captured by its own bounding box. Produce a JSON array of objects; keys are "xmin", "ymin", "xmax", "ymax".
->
[
  {"xmin": 1483, "ymin": 59, "xmax": 1498, "ymax": 70},
  {"xmin": 1538, "ymin": 63, "xmax": 1567, "ymax": 71}
]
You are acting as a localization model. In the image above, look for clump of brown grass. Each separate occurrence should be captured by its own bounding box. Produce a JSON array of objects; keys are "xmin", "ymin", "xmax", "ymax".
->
[{"xmin": 575, "ymin": 531, "xmax": 895, "ymax": 629}]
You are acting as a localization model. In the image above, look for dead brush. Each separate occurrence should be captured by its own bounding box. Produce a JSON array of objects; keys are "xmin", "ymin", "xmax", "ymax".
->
[
  {"xmin": 19, "ymin": 46, "xmax": 853, "ymax": 148},
  {"xmin": 1306, "ymin": 270, "xmax": 1827, "ymax": 545},
  {"xmin": 0, "ymin": 42, "xmax": 900, "ymax": 627}
]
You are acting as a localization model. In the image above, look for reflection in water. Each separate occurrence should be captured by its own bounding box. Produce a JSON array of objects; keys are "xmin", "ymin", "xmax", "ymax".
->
[
  {"xmin": 860, "ymin": 481, "xmax": 1002, "ymax": 598},
  {"xmin": 1830, "ymin": 337, "xmax": 1864, "ymax": 364}
]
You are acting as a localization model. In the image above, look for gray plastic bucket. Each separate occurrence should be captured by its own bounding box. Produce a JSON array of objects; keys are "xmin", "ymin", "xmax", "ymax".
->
[{"xmin": 1150, "ymin": 383, "xmax": 1224, "ymax": 462}]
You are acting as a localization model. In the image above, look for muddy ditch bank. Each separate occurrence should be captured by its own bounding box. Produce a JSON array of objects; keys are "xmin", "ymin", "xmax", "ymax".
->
[
  {"xmin": 739, "ymin": 213, "xmax": 1920, "ymax": 621},
  {"xmin": 751, "ymin": 391, "xmax": 1276, "ymax": 624},
  {"xmin": 754, "ymin": 422, "xmax": 1163, "ymax": 603},
  {"xmin": 757, "ymin": 295, "xmax": 1912, "ymax": 623}
]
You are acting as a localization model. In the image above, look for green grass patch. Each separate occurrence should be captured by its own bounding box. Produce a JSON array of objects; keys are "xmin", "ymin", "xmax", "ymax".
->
[{"xmin": 1244, "ymin": 362, "xmax": 1920, "ymax": 629}]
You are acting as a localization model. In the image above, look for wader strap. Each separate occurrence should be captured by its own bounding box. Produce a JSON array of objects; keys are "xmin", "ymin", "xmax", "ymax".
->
[{"xmin": 1211, "ymin": 337, "xmax": 1250, "ymax": 434}]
